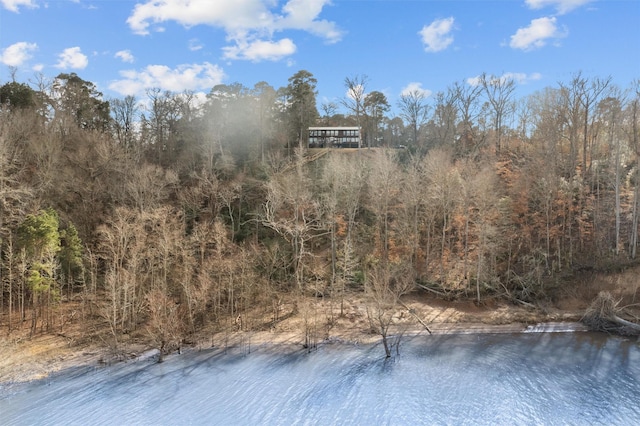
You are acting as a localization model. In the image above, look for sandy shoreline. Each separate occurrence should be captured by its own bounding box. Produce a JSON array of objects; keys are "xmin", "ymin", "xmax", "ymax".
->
[
  {"xmin": 0, "ymin": 314, "xmax": 589, "ymax": 387},
  {"xmin": 4, "ymin": 260, "xmax": 639, "ymax": 387}
]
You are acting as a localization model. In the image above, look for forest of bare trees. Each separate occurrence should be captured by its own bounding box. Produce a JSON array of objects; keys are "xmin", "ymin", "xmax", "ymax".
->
[{"xmin": 1, "ymin": 69, "xmax": 639, "ymax": 354}]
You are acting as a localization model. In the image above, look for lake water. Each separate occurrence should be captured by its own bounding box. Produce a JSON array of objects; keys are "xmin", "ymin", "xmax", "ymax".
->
[{"xmin": 2, "ymin": 331, "xmax": 639, "ymax": 425}]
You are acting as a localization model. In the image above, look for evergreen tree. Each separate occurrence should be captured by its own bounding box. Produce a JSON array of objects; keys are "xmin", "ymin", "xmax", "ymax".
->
[
  {"xmin": 52, "ymin": 73, "xmax": 110, "ymax": 132},
  {"xmin": 0, "ymin": 81, "xmax": 36, "ymax": 110},
  {"xmin": 285, "ymin": 70, "xmax": 319, "ymax": 149}
]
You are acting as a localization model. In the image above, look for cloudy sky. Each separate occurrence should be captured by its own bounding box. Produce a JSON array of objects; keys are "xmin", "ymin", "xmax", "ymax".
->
[{"xmin": 1, "ymin": 0, "xmax": 638, "ymax": 111}]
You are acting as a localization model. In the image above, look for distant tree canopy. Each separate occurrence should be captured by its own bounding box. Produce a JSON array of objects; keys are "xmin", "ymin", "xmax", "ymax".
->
[
  {"xmin": 52, "ymin": 72, "xmax": 110, "ymax": 132},
  {"xmin": 0, "ymin": 81, "xmax": 36, "ymax": 109}
]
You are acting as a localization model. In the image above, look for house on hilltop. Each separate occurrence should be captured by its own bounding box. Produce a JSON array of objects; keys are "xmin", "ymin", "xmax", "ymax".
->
[{"xmin": 308, "ymin": 127, "xmax": 362, "ymax": 148}]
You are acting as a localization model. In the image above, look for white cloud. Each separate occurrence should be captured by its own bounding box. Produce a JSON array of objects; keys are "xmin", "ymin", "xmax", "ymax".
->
[
  {"xmin": 56, "ymin": 47, "xmax": 88, "ymax": 69},
  {"xmin": 501, "ymin": 72, "xmax": 543, "ymax": 84},
  {"xmin": 419, "ymin": 17, "xmax": 455, "ymax": 53},
  {"xmin": 467, "ymin": 72, "xmax": 542, "ymax": 86},
  {"xmin": 127, "ymin": 0, "xmax": 268, "ymax": 35},
  {"xmin": 126, "ymin": 0, "xmax": 342, "ymax": 62},
  {"xmin": 109, "ymin": 62, "xmax": 226, "ymax": 96},
  {"xmin": 1, "ymin": 0, "xmax": 37, "ymax": 12},
  {"xmin": 400, "ymin": 82, "xmax": 432, "ymax": 98},
  {"xmin": 188, "ymin": 38, "xmax": 203, "ymax": 51},
  {"xmin": 277, "ymin": 0, "xmax": 343, "ymax": 43},
  {"xmin": 525, "ymin": 0, "xmax": 593, "ymax": 15},
  {"xmin": 0, "ymin": 41, "xmax": 37, "ymax": 66},
  {"xmin": 510, "ymin": 16, "xmax": 566, "ymax": 50},
  {"xmin": 115, "ymin": 50, "xmax": 135, "ymax": 63},
  {"xmin": 222, "ymin": 38, "xmax": 296, "ymax": 62},
  {"xmin": 466, "ymin": 76, "xmax": 482, "ymax": 87},
  {"xmin": 345, "ymin": 84, "xmax": 366, "ymax": 101}
]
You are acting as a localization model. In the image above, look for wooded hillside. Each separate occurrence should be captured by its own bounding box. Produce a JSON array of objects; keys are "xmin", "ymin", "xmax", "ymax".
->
[{"xmin": 1, "ymin": 71, "xmax": 639, "ymax": 353}]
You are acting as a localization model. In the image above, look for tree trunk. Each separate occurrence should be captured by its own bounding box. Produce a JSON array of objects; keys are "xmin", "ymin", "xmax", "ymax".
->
[
  {"xmin": 612, "ymin": 315, "xmax": 640, "ymax": 332},
  {"xmin": 631, "ymin": 172, "xmax": 639, "ymax": 258},
  {"xmin": 381, "ymin": 332, "xmax": 391, "ymax": 358}
]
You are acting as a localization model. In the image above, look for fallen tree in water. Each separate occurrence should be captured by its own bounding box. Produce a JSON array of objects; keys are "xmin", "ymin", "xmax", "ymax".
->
[{"xmin": 582, "ymin": 291, "xmax": 640, "ymax": 335}]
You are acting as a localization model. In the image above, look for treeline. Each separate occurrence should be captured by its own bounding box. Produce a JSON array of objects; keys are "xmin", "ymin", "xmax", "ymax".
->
[{"xmin": 0, "ymin": 70, "xmax": 639, "ymax": 351}]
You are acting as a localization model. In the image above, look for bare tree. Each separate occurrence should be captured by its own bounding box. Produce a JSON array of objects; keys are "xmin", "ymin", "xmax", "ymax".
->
[
  {"xmin": 577, "ymin": 73, "xmax": 612, "ymax": 176},
  {"xmin": 421, "ymin": 148, "xmax": 462, "ymax": 281},
  {"xmin": 262, "ymin": 149, "xmax": 325, "ymax": 291},
  {"xmin": 341, "ymin": 74, "xmax": 369, "ymax": 145},
  {"xmin": 320, "ymin": 101, "xmax": 338, "ymax": 125},
  {"xmin": 146, "ymin": 288, "xmax": 183, "ymax": 361},
  {"xmin": 627, "ymin": 80, "xmax": 640, "ymax": 258},
  {"xmin": 428, "ymin": 88, "xmax": 458, "ymax": 148},
  {"xmin": 321, "ymin": 152, "xmax": 367, "ymax": 314},
  {"xmin": 0, "ymin": 106, "xmax": 33, "ymax": 245},
  {"xmin": 397, "ymin": 155, "xmax": 425, "ymax": 272},
  {"xmin": 98, "ymin": 207, "xmax": 147, "ymax": 343},
  {"xmin": 366, "ymin": 149, "xmax": 401, "ymax": 263},
  {"xmin": 528, "ymin": 87, "xmax": 567, "ymax": 177},
  {"xmin": 124, "ymin": 163, "xmax": 178, "ymax": 213},
  {"xmin": 598, "ymin": 91, "xmax": 625, "ymax": 254},
  {"xmin": 398, "ymin": 90, "xmax": 431, "ymax": 150},
  {"xmin": 365, "ymin": 260, "xmax": 413, "ymax": 357},
  {"xmin": 479, "ymin": 73, "xmax": 516, "ymax": 156},
  {"xmin": 453, "ymin": 80, "xmax": 483, "ymax": 155},
  {"xmin": 25, "ymin": 131, "xmax": 63, "ymax": 200},
  {"xmin": 110, "ymin": 95, "xmax": 139, "ymax": 152},
  {"xmin": 461, "ymin": 161, "xmax": 500, "ymax": 302},
  {"xmin": 2, "ymin": 235, "xmax": 16, "ymax": 331}
]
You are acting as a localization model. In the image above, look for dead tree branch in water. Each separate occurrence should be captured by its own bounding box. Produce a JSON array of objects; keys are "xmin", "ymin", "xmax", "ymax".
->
[{"xmin": 582, "ymin": 291, "xmax": 640, "ymax": 335}]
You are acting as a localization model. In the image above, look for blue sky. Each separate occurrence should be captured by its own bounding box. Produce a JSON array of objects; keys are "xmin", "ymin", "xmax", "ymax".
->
[{"xmin": 1, "ymin": 0, "xmax": 638, "ymax": 113}]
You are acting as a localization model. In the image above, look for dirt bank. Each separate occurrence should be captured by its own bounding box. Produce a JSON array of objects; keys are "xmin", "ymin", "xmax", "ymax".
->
[
  {"xmin": 1, "ymin": 267, "xmax": 637, "ymax": 385},
  {"xmin": 0, "ymin": 296, "xmax": 576, "ymax": 385}
]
